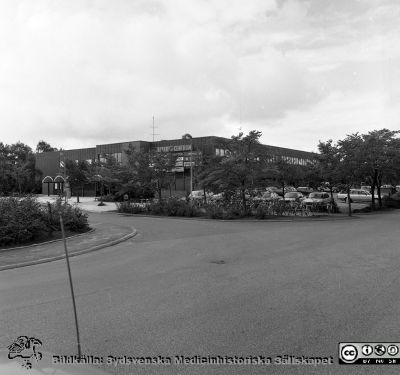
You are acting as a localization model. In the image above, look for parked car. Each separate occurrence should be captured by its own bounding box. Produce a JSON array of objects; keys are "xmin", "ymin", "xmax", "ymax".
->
[
  {"xmin": 323, "ymin": 186, "xmax": 339, "ymax": 193},
  {"xmin": 284, "ymin": 186, "xmax": 297, "ymax": 193},
  {"xmin": 373, "ymin": 185, "xmax": 396, "ymax": 198},
  {"xmin": 209, "ymin": 192, "xmax": 224, "ymax": 202},
  {"xmin": 318, "ymin": 185, "xmax": 339, "ymax": 193},
  {"xmin": 302, "ymin": 192, "xmax": 331, "ymax": 207},
  {"xmin": 221, "ymin": 189, "xmax": 251, "ymax": 203},
  {"xmin": 266, "ymin": 186, "xmax": 281, "ymax": 194},
  {"xmin": 188, "ymin": 190, "xmax": 213, "ymax": 202},
  {"xmin": 253, "ymin": 191, "xmax": 282, "ymax": 202},
  {"xmin": 284, "ymin": 192, "xmax": 304, "ymax": 203},
  {"xmin": 389, "ymin": 192, "xmax": 400, "ymax": 201},
  {"xmin": 296, "ymin": 187, "xmax": 313, "ymax": 196},
  {"xmin": 361, "ymin": 185, "xmax": 371, "ymax": 193},
  {"xmin": 337, "ymin": 189, "xmax": 372, "ymax": 203},
  {"xmin": 266, "ymin": 186, "xmax": 295, "ymax": 196},
  {"xmin": 188, "ymin": 190, "xmax": 203, "ymax": 200}
]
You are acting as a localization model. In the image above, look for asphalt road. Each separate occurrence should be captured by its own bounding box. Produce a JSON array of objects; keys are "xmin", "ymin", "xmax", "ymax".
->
[{"xmin": 1, "ymin": 211, "xmax": 400, "ymax": 375}]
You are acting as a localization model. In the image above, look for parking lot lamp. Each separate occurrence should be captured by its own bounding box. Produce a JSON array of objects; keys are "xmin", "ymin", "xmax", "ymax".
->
[{"xmin": 183, "ymin": 134, "xmax": 193, "ymax": 194}]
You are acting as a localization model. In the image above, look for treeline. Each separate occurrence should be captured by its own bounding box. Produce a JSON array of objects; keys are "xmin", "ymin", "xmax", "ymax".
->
[
  {"xmin": 93, "ymin": 128, "xmax": 399, "ymax": 212},
  {"xmin": 2, "ymin": 130, "xmax": 399, "ymax": 210},
  {"xmin": 318, "ymin": 129, "xmax": 400, "ymax": 210},
  {"xmin": 0, "ymin": 140, "xmax": 57, "ymax": 195}
]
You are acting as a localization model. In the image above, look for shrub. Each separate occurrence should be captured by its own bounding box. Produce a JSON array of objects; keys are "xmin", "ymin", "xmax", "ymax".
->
[
  {"xmin": 0, "ymin": 196, "xmax": 48, "ymax": 246},
  {"xmin": 0, "ymin": 196, "xmax": 90, "ymax": 247},
  {"xmin": 353, "ymin": 206, "xmax": 372, "ymax": 213},
  {"xmin": 148, "ymin": 201, "xmax": 165, "ymax": 215},
  {"xmin": 204, "ymin": 204, "xmax": 240, "ymax": 220},
  {"xmin": 48, "ymin": 199, "xmax": 89, "ymax": 232},
  {"xmin": 382, "ymin": 196, "xmax": 400, "ymax": 208},
  {"xmin": 116, "ymin": 201, "xmax": 147, "ymax": 214},
  {"xmin": 270, "ymin": 200, "xmax": 287, "ymax": 216},
  {"xmin": 255, "ymin": 205, "xmax": 267, "ymax": 219},
  {"xmin": 116, "ymin": 198, "xmax": 200, "ymax": 217},
  {"xmin": 205, "ymin": 204, "xmax": 225, "ymax": 219},
  {"xmin": 164, "ymin": 198, "xmax": 200, "ymax": 217},
  {"xmin": 226, "ymin": 206, "xmax": 250, "ymax": 218}
]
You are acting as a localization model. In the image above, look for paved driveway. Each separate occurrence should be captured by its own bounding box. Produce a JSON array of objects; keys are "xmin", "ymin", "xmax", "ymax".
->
[{"xmin": 1, "ymin": 211, "xmax": 400, "ymax": 374}]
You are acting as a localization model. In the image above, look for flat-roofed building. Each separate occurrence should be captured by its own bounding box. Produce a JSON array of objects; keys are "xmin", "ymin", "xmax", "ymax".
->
[{"xmin": 36, "ymin": 136, "xmax": 317, "ymax": 196}]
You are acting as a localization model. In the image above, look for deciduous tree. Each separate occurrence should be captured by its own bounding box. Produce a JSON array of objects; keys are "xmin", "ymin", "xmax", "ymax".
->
[
  {"xmin": 36, "ymin": 140, "xmax": 58, "ymax": 153},
  {"xmin": 317, "ymin": 140, "xmax": 341, "ymax": 202},
  {"xmin": 207, "ymin": 130, "xmax": 268, "ymax": 208},
  {"xmin": 124, "ymin": 146, "xmax": 177, "ymax": 201},
  {"xmin": 336, "ymin": 133, "xmax": 365, "ymax": 216}
]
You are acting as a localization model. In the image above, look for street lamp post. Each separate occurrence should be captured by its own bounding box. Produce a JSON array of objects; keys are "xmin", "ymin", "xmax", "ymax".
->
[
  {"xmin": 182, "ymin": 134, "xmax": 193, "ymax": 195},
  {"xmin": 190, "ymin": 143, "xmax": 193, "ymax": 195},
  {"xmin": 93, "ymin": 174, "xmax": 104, "ymax": 204},
  {"xmin": 60, "ymin": 151, "xmax": 70, "ymax": 203},
  {"xmin": 59, "ymin": 151, "xmax": 65, "ymax": 200}
]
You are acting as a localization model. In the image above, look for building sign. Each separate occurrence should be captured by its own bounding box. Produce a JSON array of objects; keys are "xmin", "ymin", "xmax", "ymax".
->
[
  {"xmin": 156, "ymin": 144, "xmax": 192, "ymax": 152},
  {"xmin": 171, "ymin": 151, "xmax": 201, "ymax": 171}
]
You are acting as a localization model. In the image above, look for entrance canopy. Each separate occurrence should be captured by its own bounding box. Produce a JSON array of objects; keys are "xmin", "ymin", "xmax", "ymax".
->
[
  {"xmin": 42, "ymin": 176, "xmax": 53, "ymax": 183},
  {"xmin": 54, "ymin": 175, "xmax": 65, "ymax": 183}
]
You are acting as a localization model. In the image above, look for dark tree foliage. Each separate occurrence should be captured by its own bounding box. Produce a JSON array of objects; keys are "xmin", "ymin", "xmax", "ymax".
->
[
  {"xmin": 0, "ymin": 141, "xmax": 41, "ymax": 194},
  {"xmin": 65, "ymin": 160, "xmax": 89, "ymax": 197},
  {"xmin": 205, "ymin": 130, "xmax": 268, "ymax": 207},
  {"xmin": 194, "ymin": 153, "xmax": 224, "ymax": 203},
  {"xmin": 266, "ymin": 158, "xmax": 305, "ymax": 196},
  {"xmin": 318, "ymin": 129, "xmax": 400, "ymax": 213},
  {"xmin": 317, "ymin": 139, "xmax": 341, "ymax": 201},
  {"xmin": 36, "ymin": 140, "xmax": 58, "ymax": 153},
  {"xmin": 360, "ymin": 129, "xmax": 400, "ymax": 208},
  {"xmin": 86, "ymin": 156, "xmax": 124, "ymax": 198},
  {"xmin": 123, "ymin": 145, "xmax": 177, "ymax": 201}
]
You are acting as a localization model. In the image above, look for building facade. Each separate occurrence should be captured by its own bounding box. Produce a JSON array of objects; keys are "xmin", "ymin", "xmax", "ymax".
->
[{"xmin": 35, "ymin": 136, "xmax": 317, "ymax": 196}]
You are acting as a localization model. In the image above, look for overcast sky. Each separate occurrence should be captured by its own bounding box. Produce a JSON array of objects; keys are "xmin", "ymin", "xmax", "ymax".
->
[{"xmin": 1, "ymin": 0, "xmax": 399, "ymax": 152}]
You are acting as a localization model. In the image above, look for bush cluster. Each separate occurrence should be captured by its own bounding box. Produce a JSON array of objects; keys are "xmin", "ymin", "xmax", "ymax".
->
[
  {"xmin": 382, "ymin": 195, "xmax": 400, "ymax": 208},
  {"xmin": 116, "ymin": 198, "xmax": 200, "ymax": 217},
  {"xmin": 97, "ymin": 194, "xmax": 116, "ymax": 202},
  {"xmin": 204, "ymin": 204, "xmax": 249, "ymax": 220},
  {"xmin": 115, "ymin": 201, "xmax": 147, "ymax": 214},
  {"xmin": 116, "ymin": 195, "xmax": 347, "ymax": 220},
  {"xmin": 163, "ymin": 198, "xmax": 199, "ymax": 217},
  {"xmin": 0, "ymin": 196, "xmax": 89, "ymax": 247},
  {"xmin": 46, "ymin": 199, "xmax": 89, "ymax": 232},
  {"xmin": 116, "ymin": 198, "xmax": 251, "ymax": 219},
  {"xmin": 254, "ymin": 205, "xmax": 268, "ymax": 220},
  {"xmin": 0, "ymin": 196, "xmax": 48, "ymax": 246}
]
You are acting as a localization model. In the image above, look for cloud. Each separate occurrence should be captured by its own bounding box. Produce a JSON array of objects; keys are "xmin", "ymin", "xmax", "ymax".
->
[
  {"xmin": 0, "ymin": 0, "xmax": 399, "ymax": 151},
  {"xmin": 262, "ymin": 89, "xmax": 400, "ymax": 152}
]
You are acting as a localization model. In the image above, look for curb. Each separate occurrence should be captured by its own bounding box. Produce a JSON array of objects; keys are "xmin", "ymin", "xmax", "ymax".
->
[
  {"xmin": 0, "ymin": 228, "xmax": 137, "ymax": 272},
  {"xmin": 0, "ymin": 228, "xmax": 96, "ymax": 252},
  {"xmin": 117, "ymin": 212, "xmax": 358, "ymax": 222}
]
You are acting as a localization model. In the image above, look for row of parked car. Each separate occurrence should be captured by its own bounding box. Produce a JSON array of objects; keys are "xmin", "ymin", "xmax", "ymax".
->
[
  {"xmin": 337, "ymin": 185, "xmax": 400, "ymax": 203},
  {"xmin": 188, "ymin": 184, "xmax": 400, "ymax": 206},
  {"xmin": 188, "ymin": 186, "xmax": 333, "ymax": 208},
  {"xmin": 337, "ymin": 189, "xmax": 372, "ymax": 203}
]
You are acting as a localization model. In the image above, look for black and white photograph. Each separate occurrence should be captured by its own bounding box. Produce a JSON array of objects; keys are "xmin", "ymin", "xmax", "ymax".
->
[{"xmin": 1, "ymin": 0, "xmax": 400, "ymax": 374}]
